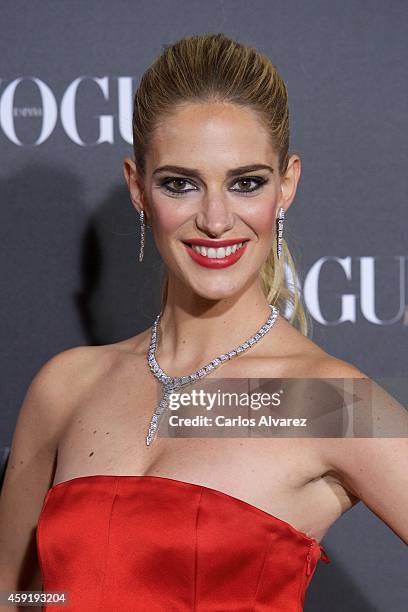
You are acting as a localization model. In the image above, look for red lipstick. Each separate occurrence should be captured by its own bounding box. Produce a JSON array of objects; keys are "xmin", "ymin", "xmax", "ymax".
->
[{"xmin": 182, "ymin": 238, "xmax": 249, "ymax": 269}]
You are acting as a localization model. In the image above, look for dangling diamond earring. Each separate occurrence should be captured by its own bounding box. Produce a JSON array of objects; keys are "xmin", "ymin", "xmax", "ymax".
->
[
  {"xmin": 139, "ymin": 209, "xmax": 145, "ymax": 262},
  {"xmin": 277, "ymin": 207, "xmax": 285, "ymax": 260}
]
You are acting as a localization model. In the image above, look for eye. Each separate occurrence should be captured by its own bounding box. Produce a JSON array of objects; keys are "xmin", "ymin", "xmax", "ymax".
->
[
  {"xmin": 160, "ymin": 177, "xmax": 196, "ymax": 196},
  {"xmin": 158, "ymin": 175, "xmax": 268, "ymax": 197},
  {"xmin": 230, "ymin": 176, "xmax": 268, "ymax": 195}
]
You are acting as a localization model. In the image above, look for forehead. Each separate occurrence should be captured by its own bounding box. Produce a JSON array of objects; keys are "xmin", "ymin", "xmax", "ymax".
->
[{"xmin": 148, "ymin": 101, "xmax": 276, "ymax": 169}]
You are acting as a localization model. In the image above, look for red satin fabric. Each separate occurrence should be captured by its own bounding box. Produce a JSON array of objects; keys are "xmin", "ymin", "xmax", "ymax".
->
[{"xmin": 36, "ymin": 475, "xmax": 330, "ymax": 611}]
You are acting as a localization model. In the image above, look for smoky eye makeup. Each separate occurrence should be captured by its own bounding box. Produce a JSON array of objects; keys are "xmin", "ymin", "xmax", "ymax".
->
[
  {"xmin": 156, "ymin": 175, "xmax": 269, "ymax": 197},
  {"xmin": 230, "ymin": 176, "xmax": 269, "ymax": 194}
]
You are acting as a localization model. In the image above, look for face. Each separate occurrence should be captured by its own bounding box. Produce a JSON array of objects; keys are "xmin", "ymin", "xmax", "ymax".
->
[{"xmin": 124, "ymin": 101, "xmax": 301, "ymax": 302}]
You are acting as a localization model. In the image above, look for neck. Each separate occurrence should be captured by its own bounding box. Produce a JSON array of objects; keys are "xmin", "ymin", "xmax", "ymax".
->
[{"xmin": 155, "ymin": 275, "xmax": 276, "ymax": 376}]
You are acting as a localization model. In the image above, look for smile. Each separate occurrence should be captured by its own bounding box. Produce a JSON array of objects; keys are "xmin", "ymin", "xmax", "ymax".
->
[{"xmin": 182, "ymin": 239, "xmax": 249, "ymax": 269}]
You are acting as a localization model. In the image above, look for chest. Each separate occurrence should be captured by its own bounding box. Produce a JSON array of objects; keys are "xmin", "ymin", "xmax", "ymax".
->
[{"xmin": 52, "ymin": 360, "xmax": 345, "ymax": 541}]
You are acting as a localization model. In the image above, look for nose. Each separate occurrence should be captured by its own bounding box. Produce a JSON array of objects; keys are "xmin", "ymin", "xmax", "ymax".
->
[{"xmin": 194, "ymin": 195, "xmax": 235, "ymax": 237}]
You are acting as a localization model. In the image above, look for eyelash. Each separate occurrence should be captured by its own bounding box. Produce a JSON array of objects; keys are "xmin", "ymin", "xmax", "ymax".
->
[{"xmin": 159, "ymin": 176, "xmax": 268, "ymax": 197}]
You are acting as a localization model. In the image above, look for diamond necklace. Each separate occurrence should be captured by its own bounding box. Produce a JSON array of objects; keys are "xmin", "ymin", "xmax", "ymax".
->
[{"xmin": 145, "ymin": 304, "xmax": 279, "ymax": 446}]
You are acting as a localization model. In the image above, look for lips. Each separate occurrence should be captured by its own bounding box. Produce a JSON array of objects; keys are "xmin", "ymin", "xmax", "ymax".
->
[{"xmin": 182, "ymin": 239, "xmax": 249, "ymax": 269}]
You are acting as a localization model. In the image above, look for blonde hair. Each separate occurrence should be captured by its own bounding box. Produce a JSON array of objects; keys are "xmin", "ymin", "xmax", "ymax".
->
[{"xmin": 132, "ymin": 32, "xmax": 311, "ymax": 336}]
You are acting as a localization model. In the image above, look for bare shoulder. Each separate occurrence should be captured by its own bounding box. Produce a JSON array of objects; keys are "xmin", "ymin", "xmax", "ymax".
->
[
  {"xmin": 298, "ymin": 336, "xmax": 408, "ymax": 540},
  {"xmin": 257, "ymin": 314, "xmax": 371, "ymax": 378},
  {"xmin": 39, "ymin": 324, "xmax": 152, "ymax": 405},
  {"xmin": 0, "ymin": 341, "xmax": 133, "ymax": 589},
  {"xmin": 42, "ymin": 327, "xmax": 151, "ymax": 383},
  {"xmin": 308, "ymin": 353, "xmax": 370, "ymax": 379},
  {"xmin": 25, "ymin": 336, "xmax": 148, "ymax": 428},
  {"xmin": 31, "ymin": 344, "xmax": 114, "ymax": 407}
]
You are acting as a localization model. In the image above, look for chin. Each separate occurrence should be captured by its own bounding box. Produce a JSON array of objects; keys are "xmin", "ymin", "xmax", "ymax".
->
[{"xmin": 187, "ymin": 280, "xmax": 244, "ymax": 302}]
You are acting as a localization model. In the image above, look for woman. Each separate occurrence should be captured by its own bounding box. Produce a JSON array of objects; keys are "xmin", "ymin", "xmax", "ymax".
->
[{"xmin": 0, "ymin": 33, "xmax": 406, "ymax": 611}]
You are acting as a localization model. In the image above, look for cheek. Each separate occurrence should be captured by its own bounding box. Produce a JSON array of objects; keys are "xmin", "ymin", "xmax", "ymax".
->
[
  {"xmin": 246, "ymin": 203, "xmax": 277, "ymax": 239},
  {"xmin": 150, "ymin": 200, "xmax": 183, "ymax": 246},
  {"xmin": 240, "ymin": 181, "xmax": 280, "ymax": 238}
]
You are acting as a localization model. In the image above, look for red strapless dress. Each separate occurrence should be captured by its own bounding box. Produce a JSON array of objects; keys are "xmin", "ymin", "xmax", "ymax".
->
[{"xmin": 36, "ymin": 475, "xmax": 330, "ymax": 611}]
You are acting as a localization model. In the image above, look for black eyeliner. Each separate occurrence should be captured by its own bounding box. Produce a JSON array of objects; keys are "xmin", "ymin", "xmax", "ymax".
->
[{"xmin": 158, "ymin": 175, "xmax": 269, "ymax": 196}]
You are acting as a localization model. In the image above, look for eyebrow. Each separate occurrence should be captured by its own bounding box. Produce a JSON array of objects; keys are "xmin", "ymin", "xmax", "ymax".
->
[{"xmin": 152, "ymin": 164, "xmax": 274, "ymax": 179}]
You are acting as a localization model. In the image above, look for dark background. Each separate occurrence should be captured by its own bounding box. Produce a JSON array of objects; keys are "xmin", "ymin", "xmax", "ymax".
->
[{"xmin": 1, "ymin": 1, "xmax": 407, "ymax": 610}]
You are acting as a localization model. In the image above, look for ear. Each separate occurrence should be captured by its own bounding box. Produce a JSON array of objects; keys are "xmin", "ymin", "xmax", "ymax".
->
[
  {"xmin": 278, "ymin": 153, "xmax": 301, "ymax": 213},
  {"xmin": 123, "ymin": 157, "xmax": 150, "ymax": 222}
]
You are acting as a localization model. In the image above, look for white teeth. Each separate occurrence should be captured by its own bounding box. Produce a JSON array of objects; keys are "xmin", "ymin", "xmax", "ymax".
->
[{"xmin": 191, "ymin": 242, "xmax": 244, "ymax": 258}]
